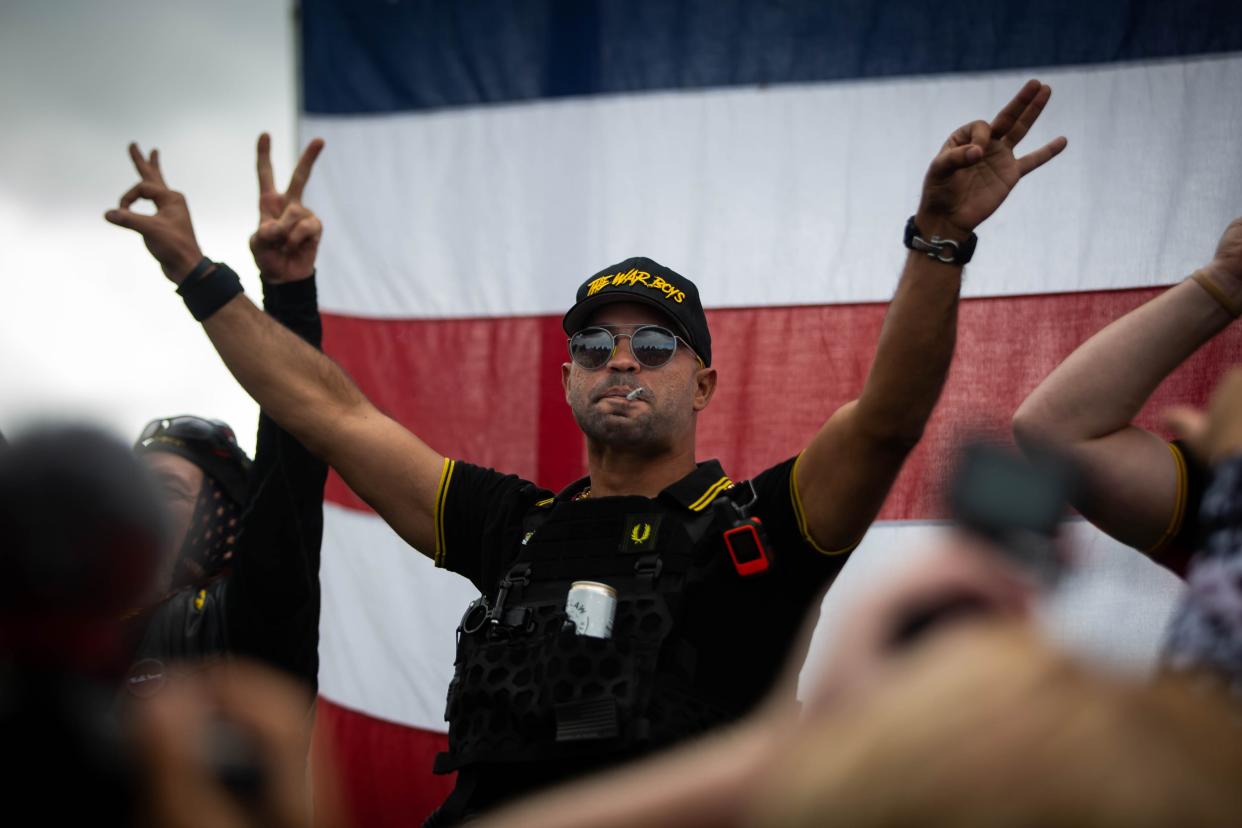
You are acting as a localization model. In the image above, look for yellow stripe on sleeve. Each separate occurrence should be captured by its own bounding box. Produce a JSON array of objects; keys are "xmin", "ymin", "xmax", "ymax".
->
[
  {"xmin": 790, "ymin": 451, "xmax": 862, "ymax": 556},
  {"xmin": 433, "ymin": 458, "xmax": 456, "ymax": 567},
  {"xmin": 1145, "ymin": 442, "xmax": 1189, "ymax": 557}
]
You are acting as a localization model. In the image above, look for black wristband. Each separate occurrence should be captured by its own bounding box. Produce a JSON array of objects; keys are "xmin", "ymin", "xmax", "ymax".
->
[
  {"xmin": 261, "ymin": 272, "xmax": 318, "ymax": 308},
  {"xmin": 176, "ymin": 260, "xmax": 244, "ymax": 322},
  {"xmin": 179, "ymin": 257, "xmax": 215, "ymax": 287}
]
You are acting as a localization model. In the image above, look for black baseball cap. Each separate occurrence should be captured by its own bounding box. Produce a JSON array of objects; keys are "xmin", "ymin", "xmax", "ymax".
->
[{"xmin": 562, "ymin": 256, "xmax": 712, "ymax": 366}]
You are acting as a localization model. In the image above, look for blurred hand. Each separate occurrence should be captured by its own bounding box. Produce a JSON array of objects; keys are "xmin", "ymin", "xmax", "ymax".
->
[
  {"xmin": 250, "ymin": 134, "xmax": 325, "ymax": 284},
  {"xmin": 799, "ymin": 535, "xmax": 1034, "ymax": 719},
  {"xmin": 105, "ymin": 144, "xmax": 205, "ymax": 283},
  {"xmin": 1202, "ymin": 217, "xmax": 1242, "ymax": 289},
  {"xmin": 916, "ymin": 79, "xmax": 1067, "ymax": 241},
  {"xmin": 1164, "ymin": 365, "xmax": 1242, "ymax": 466},
  {"xmin": 133, "ymin": 661, "xmax": 340, "ymax": 828}
]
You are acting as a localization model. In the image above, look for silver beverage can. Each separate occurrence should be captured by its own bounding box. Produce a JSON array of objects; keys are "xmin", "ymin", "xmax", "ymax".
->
[{"xmin": 565, "ymin": 581, "xmax": 617, "ymax": 639}]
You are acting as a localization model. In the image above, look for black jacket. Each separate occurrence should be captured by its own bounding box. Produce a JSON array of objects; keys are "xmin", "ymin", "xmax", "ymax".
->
[{"xmin": 129, "ymin": 278, "xmax": 327, "ymax": 691}]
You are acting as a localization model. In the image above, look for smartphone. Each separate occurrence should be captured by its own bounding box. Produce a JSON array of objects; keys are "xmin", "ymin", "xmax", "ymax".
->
[{"xmin": 947, "ymin": 442, "xmax": 1076, "ymax": 586}]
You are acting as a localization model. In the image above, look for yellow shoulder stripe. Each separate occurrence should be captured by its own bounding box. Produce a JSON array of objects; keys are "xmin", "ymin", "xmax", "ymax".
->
[
  {"xmin": 790, "ymin": 451, "xmax": 861, "ymax": 556},
  {"xmin": 434, "ymin": 458, "xmax": 456, "ymax": 567},
  {"xmin": 688, "ymin": 476, "xmax": 733, "ymax": 512},
  {"xmin": 1146, "ymin": 442, "xmax": 1189, "ymax": 557},
  {"xmin": 534, "ymin": 497, "xmax": 555, "ymax": 508}
]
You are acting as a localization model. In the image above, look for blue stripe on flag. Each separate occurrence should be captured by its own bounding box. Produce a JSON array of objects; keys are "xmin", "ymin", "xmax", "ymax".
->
[{"xmin": 302, "ymin": 0, "xmax": 1242, "ymax": 114}]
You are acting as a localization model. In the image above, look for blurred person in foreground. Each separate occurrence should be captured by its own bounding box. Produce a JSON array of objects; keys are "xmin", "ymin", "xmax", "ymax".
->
[
  {"xmin": 107, "ymin": 82, "xmax": 1065, "ymax": 823},
  {"xmin": 113, "ymin": 138, "xmax": 329, "ymax": 696},
  {"xmin": 0, "ymin": 426, "xmax": 168, "ymax": 824},
  {"xmin": 1159, "ymin": 366, "xmax": 1242, "ymax": 700},
  {"xmin": 484, "ymin": 531, "xmax": 1242, "ymax": 828},
  {"xmin": 132, "ymin": 659, "xmax": 349, "ymax": 828},
  {"xmin": 1013, "ymin": 217, "xmax": 1242, "ymax": 573},
  {"xmin": 0, "ymin": 428, "xmax": 344, "ymax": 826},
  {"xmin": 744, "ymin": 623, "xmax": 1242, "ymax": 828}
]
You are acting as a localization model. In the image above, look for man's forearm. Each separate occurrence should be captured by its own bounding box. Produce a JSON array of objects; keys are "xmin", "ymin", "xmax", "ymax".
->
[
  {"xmin": 1015, "ymin": 278, "xmax": 1236, "ymax": 444},
  {"xmin": 239, "ymin": 276, "xmax": 330, "ymax": 622},
  {"xmin": 262, "ymin": 276, "xmax": 322, "ymax": 350},
  {"xmin": 202, "ymin": 291, "xmax": 366, "ymax": 460},
  {"xmin": 252, "ymin": 276, "xmax": 330, "ymax": 489},
  {"xmin": 855, "ymin": 248, "xmax": 963, "ymax": 446}
]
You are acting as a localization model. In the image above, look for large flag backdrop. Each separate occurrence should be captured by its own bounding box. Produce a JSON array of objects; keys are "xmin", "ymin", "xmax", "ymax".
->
[{"xmin": 299, "ymin": 2, "xmax": 1242, "ymax": 824}]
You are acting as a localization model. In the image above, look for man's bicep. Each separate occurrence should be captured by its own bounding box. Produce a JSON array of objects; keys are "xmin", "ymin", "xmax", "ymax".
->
[
  {"xmin": 1061, "ymin": 426, "xmax": 1184, "ymax": 553},
  {"xmin": 792, "ymin": 400, "xmax": 911, "ymax": 553},
  {"xmin": 326, "ymin": 406, "xmax": 446, "ymax": 559}
]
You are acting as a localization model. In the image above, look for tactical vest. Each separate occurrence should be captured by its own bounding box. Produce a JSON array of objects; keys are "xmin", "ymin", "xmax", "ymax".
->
[{"xmin": 434, "ymin": 484, "xmax": 766, "ymax": 773}]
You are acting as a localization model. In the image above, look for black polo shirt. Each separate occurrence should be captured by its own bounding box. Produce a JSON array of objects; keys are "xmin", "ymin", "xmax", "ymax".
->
[
  {"xmin": 1148, "ymin": 441, "xmax": 1212, "ymax": 576},
  {"xmin": 430, "ymin": 455, "xmax": 852, "ymax": 815}
]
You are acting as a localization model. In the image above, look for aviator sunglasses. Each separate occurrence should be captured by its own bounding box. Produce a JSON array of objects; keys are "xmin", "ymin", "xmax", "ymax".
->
[{"xmin": 567, "ymin": 325, "xmax": 701, "ymax": 370}]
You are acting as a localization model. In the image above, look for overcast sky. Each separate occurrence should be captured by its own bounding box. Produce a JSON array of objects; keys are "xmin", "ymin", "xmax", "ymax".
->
[{"xmin": 0, "ymin": 0, "xmax": 299, "ymax": 454}]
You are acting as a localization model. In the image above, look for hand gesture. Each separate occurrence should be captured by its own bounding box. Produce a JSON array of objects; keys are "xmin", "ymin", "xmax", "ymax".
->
[
  {"xmin": 799, "ymin": 536, "xmax": 1033, "ymax": 719},
  {"xmin": 105, "ymin": 144, "xmax": 205, "ymax": 284},
  {"xmin": 132, "ymin": 661, "xmax": 344, "ymax": 828},
  {"xmin": 1204, "ymin": 217, "xmax": 1242, "ymax": 288},
  {"xmin": 918, "ymin": 79, "xmax": 1067, "ymax": 239},
  {"xmin": 250, "ymin": 134, "xmax": 325, "ymax": 284}
]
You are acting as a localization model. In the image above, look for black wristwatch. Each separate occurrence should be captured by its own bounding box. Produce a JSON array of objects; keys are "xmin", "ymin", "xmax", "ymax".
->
[{"xmin": 904, "ymin": 216, "xmax": 977, "ymax": 265}]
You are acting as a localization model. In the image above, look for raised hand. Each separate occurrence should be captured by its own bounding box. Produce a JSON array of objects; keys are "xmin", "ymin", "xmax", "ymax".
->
[
  {"xmin": 250, "ymin": 134, "xmax": 325, "ymax": 284},
  {"xmin": 133, "ymin": 661, "xmax": 329, "ymax": 828},
  {"xmin": 1204, "ymin": 217, "xmax": 1242, "ymax": 288},
  {"xmin": 1165, "ymin": 367, "xmax": 1242, "ymax": 466},
  {"xmin": 105, "ymin": 143, "xmax": 205, "ymax": 283},
  {"xmin": 918, "ymin": 79, "xmax": 1068, "ymax": 239}
]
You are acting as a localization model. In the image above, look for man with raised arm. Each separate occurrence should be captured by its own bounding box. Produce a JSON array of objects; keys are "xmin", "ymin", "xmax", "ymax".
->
[
  {"xmin": 108, "ymin": 80, "xmax": 1065, "ymax": 823},
  {"xmin": 113, "ymin": 137, "xmax": 329, "ymax": 695},
  {"xmin": 1013, "ymin": 218, "xmax": 1242, "ymax": 571}
]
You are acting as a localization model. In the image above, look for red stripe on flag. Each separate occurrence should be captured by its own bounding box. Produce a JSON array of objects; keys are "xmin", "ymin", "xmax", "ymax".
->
[
  {"xmin": 322, "ymin": 287, "xmax": 1242, "ymax": 520},
  {"xmin": 321, "ymin": 314, "xmax": 582, "ymax": 507},
  {"xmin": 313, "ymin": 695, "xmax": 455, "ymax": 827}
]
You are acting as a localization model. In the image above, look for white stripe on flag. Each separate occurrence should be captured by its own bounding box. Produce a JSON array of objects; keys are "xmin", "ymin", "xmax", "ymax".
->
[
  {"xmin": 303, "ymin": 53, "xmax": 1242, "ymax": 318},
  {"xmin": 319, "ymin": 502, "xmax": 476, "ymax": 732}
]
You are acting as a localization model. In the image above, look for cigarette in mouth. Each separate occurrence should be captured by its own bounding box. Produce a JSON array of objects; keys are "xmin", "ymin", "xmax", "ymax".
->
[{"xmin": 626, "ymin": 387, "xmax": 646, "ymax": 401}]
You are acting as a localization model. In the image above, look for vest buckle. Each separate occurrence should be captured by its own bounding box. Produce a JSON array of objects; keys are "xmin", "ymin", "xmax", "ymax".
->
[
  {"xmin": 634, "ymin": 553, "xmax": 663, "ymax": 583},
  {"xmin": 496, "ymin": 605, "xmax": 534, "ymax": 633},
  {"xmin": 489, "ymin": 563, "xmax": 533, "ymax": 635}
]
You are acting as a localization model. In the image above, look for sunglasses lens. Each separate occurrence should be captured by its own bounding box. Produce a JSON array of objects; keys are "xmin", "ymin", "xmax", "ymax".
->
[
  {"xmin": 631, "ymin": 327, "xmax": 677, "ymax": 367},
  {"xmin": 570, "ymin": 329, "xmax": 615, "ymax": 369},
  {"xmin": 139, "ymin": 419, "xmax": 164, "ymax": 443},
  {"xmin": 139, "ymin": 416, "xmax": 234, "ymax": 448},
  {"xmin": 167, "ymin": 417, "xmax": 215, "ymax": 441}
]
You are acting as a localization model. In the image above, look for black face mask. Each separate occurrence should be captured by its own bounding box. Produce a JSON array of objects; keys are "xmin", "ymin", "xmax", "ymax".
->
[{"xmin": 171, "ymin": 474, "xmax": 241, "ymax": 590}]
